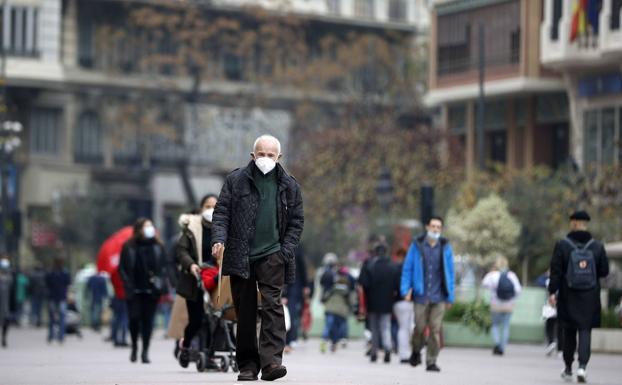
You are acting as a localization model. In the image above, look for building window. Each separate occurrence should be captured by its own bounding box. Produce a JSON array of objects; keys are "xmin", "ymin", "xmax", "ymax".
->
[
  {"xmin": 551, "ymin": 0, "xmax": 563, "ymax": 40},
  {"xmin": 584, "ymin": 107, "xmax": 621, "ymax": 166},
  {"xmin": 326, "ymin": 0, "xmax": 341, "ymax": 15},
  {"xmin": 74, "ymin": 112, "xmax": 103, "ymax": 163},
  {"xmin": 448, "ymin": 104, "xmax": 466, "ymax": 134},
  {"xmin": 488, "ymin": 131, "xmax": 507, "ymax": 164},
  {"xmin": 1, "ymin": 5, "xmax": 39, "ymax": 57},
  {"xmin": 30, "ymin": 108, "xmax": 62, "ymax": 155},
  {"xmin": 224, "ymin": 53, "xmax": 243, "ymax": 81},
  {"xmin": 612, "ymin": 0, "xmax": 622, "ymax": 30},
  {"xmin": 437, "ymin": 0, "xmax": 520, "ymax": 76},
  {"xmin": 355, "ymin": 0, "xmax": 374, "ymax": 19},
  {"xmin": 388, "ymin": 0, "xmax": 407, "ymax": 22}
]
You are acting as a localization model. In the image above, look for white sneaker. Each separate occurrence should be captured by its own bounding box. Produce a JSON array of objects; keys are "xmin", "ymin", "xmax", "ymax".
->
[
  {"xmin": 577, "ymin": 368, "xmax": 587, "ymax": 383},
  {"xmin": 545, "ymin": 342, "xmax": 557, "ymax": 356},
  {"xmin": 561, "ymin": 369, "xmax": 573, "ymax": 382}
]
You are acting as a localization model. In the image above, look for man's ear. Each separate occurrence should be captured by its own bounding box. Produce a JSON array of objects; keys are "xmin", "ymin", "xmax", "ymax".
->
[
  {"xmin": 277, "ymin": 153, "xmax": 283, "ymax": 161},
  {"xmin": 250, "ymin": 152, "xmax": 255, "ymax": 160}
]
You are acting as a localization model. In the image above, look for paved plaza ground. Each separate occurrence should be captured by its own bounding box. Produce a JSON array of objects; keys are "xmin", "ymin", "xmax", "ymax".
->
[{"xmin": 0, "ymin": 327, "xmax": 620, "ymax": 385}]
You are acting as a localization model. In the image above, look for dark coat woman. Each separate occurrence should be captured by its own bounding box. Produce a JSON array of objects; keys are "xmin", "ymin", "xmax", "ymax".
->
[{"xmin": 119, "ymin": 218, "xmax": 168, "ymax": 364}]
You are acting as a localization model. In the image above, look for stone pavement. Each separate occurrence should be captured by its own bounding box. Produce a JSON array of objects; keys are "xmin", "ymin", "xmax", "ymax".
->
[{"xmin": 0, "ymin": 327, "xmax": 620, "ymax": 385}]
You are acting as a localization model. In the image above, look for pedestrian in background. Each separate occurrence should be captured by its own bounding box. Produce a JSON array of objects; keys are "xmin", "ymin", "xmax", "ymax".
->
[
  {"xmin": 1, "ymin": 256, "xmax": 14, "ymax": 347},
  {"xmin": 211, "ymin": 135, "xmax": 304, "ymax": 382},
  {"xmin": 536, "ymin": 269, "xmax": 563, "ymax": 357},
  {"xmin": 119, "ymin": 218, "xmax": 169, "ymax": 364},
  {"xmin": 28, "ymin": 264, "xmax": 46, "ymax": 328},
  {"xmin": 13, "ymin": 269, "xmax": 28, "ymax": 326},
  {"xmin": 86, "ymin": 271, "xmax": 108, "ymax": 332},
  {"xmin": 45, "ymin": 256, "xmax": 71, "ymax": 344},
  {"xmin": 358, "ymin": 240, "xmax": 398, "ymax": 363},
  {"xmin": 549, "ymin": 211, "xmax": 609, "ymax": 383},
  {"xmin": 283, "ymin": 245, "xmax": 310, "ymax": 353},
  {"xmin": 400, "ymin": 216, "xmax": 455, "ymax": 372},
  {"xmin": 482, "ymin": 256, "xmax": 522, "ymax": 356},
  {"xmin": 392, "ymin": 248, "xmax": 414, "ymax": 364},
  {"xmin": 320, "ymin": 264, "xmax": 354, "ymax": 354}
]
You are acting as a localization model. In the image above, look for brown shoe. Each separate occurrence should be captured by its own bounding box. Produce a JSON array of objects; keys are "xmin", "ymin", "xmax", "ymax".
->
[
  {"xmin": 261, "ymin": 364, "xmax": 287, "ymax": 381},
  {"xmin": 237, "ymin": 370, "xmax": 258, "ymax": 381}
]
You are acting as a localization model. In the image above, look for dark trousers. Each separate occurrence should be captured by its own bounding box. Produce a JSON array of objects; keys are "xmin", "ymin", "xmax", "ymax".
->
[
  {"xmin": 286, "ymin": 299, "xmax": 302, "ymax": 345},
  {"xmin": 231, "ymin": 252, "xmax": 285, "ymax": 374},
  {"xmin": 128, "ymin": 294, "xmax": 158, "ymax": 353},
  {"xmin": 563, "ymin": 327, "xmax": 591, "ymax": 369},
  {"xmin": 545, "ymin": 317, "xmax": 564, "ymax": 351},
  {"xmin": 111, "ymin": 298, "xmax": 128, "ymax": 345},
  {"xmin": 2, "ymin": 318, "xmax": 9, "ymax": 345},
  {"xmin": 183, "ymin": 294, "xmax": 205, "ymax": 348}
]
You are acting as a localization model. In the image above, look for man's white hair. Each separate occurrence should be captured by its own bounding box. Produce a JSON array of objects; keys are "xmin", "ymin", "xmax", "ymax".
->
[{"xmin": 253, "ymin": 135, "xmax": 281, "ymax": 154}]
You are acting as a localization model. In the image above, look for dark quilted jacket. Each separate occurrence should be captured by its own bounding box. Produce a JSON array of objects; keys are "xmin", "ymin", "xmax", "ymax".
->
[{"xmin": 212, "ymin": 161, "xmax": 304, "ymax": 284}]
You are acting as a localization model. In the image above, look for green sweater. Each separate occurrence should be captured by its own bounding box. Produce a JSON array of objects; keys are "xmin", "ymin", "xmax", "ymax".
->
[{"xmin": 249, "ymin": 166, "xmax": 281, "ymax": 261}]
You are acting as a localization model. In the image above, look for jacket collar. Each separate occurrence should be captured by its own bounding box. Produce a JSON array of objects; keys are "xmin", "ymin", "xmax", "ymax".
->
[
  {"xmin": 243, "ymin": 160, "xmax": 291, "ymax": 190},
  {"xmin": 567, "ymin": 230, "xmax": 592, "ymax": 245},
  {"xmin": 415, "ymin": 233, "xmax": 448, "ymax": 250}
]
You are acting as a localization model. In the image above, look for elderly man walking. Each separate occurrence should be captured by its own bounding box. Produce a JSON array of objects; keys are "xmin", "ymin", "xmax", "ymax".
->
[{"xmin": 212, "ymin": 135, "xmax": 304, "ymax": 382}]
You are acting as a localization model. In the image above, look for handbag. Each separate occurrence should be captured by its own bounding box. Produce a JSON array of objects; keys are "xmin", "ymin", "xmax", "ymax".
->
[{"xmin": 541, "ymin": 303, "xmax": 557, "ymax": 319}]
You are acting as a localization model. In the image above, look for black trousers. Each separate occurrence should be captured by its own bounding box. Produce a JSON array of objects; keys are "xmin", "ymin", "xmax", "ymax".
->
[
  {"xmin": 183, "ymin": 294, "xmax": 205, "ymax": 348},
  {"xmin": 563, "ymin": 326, "xmax": 591, "ymax": 369},
  {"xmin": 128, "ymin": 294, "xmax": 158, "ymax": 352},
  {"xmin": 545, "ymin": 317, "xmax": 564, "ymax": 351},
  {"xmin": 231, "ymin": 252, "xmax": 285, "ymax": 374}
]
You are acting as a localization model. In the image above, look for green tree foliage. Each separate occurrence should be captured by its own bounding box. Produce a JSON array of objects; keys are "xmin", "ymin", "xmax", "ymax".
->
[{"xmin": 446, "ymin": 193, "xmax": 520, "ymax": 267}]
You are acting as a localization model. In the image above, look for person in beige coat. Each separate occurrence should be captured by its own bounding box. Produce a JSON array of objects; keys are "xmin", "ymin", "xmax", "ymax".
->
[{"xmin": 168, "ymin": 194, "xmax": 218, "ymax": 368}]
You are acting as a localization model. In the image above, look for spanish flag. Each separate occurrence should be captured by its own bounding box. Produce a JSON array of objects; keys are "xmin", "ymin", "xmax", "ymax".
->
[{"xmin": 570, "ymin": 0, "xmax": 587, "ymax": 41}]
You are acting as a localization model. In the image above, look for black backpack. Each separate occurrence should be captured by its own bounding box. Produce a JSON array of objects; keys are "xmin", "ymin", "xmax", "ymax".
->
[
  {"xmin": 563, "ymin": 237, "xmax": 597, "ymax": 290},
  {"xmin": 496, "ymin": 271, "xmax": 516, "ymax": 300}
]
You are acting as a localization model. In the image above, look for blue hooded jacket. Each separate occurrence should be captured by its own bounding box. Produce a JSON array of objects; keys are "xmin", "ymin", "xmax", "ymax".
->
[{"xmin": 400, "ymin": 234, "xmax": 455, "ymax": 303}]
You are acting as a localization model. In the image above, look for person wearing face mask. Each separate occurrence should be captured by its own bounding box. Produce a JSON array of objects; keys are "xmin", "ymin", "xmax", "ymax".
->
[
  {"xmin": 211, "ymin": 134, "xmax": 304, "ymax": 382},
  {"xmin": 174, "ymin": 194, "xmax": 219, "ymax": 368},
  {"xmin": 400, "ymin": 216, "xmax": 454, "ymax": 373},
  {"xmin": 119, "ymin": 218, "xmax": 168, "ymax": 364}
]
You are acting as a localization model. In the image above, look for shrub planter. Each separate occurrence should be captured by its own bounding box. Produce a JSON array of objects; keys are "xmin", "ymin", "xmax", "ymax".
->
[
  {"xmin": 442, "ymin": 321, "xmax": 492, "ymax": 348},
  {"xmin": 591, "ymin": 328, "xmax": 622, "ymax": 354}
]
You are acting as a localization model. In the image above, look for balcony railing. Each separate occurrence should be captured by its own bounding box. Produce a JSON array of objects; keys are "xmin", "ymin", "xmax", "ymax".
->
[{"xmin": 541, "ymin": 0, "xmax": 622, "ymax": 66}]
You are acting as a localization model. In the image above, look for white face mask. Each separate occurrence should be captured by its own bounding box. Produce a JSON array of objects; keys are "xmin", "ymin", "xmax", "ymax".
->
[
  {"xmin": 255, "ymin": 157, "xmax": 277, "ymax": 175},
  {"xmin": 202, "ymin": 208, "xmax": 214, "ymax": 223},
  {"xmin": 143, "ymin": 225, "xmax": 156, "ymax": 239},
  {"xmin": 427, "ymin": 231, "xmax": 441, "ymax": 241}
]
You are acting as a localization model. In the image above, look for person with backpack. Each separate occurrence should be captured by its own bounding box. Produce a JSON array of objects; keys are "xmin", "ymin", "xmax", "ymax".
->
[
  {"xmin": 548, "ymin": 211, "xmax": 609, "ymax": 383},
  {"xmin": 482, "ymin": 256, "xmax": 522, "ymax": 356}
]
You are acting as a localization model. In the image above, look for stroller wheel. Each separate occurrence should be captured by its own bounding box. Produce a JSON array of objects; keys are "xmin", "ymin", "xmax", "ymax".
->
[
  {"xmin": 219, "ymin": 355, "xmax": 230, "ymax": 373},
  {"xmin": 196, "ymin": 352, "xmax": 207, "ymax": 372},
  {"xmin": 231, "ymin": 358, "xmax": 239, "ymax": 373}
]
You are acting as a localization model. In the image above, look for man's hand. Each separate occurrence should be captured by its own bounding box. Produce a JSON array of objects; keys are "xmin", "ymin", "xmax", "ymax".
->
[
  {"xmin": 212, "ymin": 243, "xmax": 224, "ymax": 260},
  {"xmin": 281, "ymin": 297, "xmax": 288, "ymax": 306},
  {"xmin": 549, "ymin": 294, "xmax": 557, "ymax": 306},
  {"xmin": 445, "ymin": 303, "xmax": 453, "ymax": 310},
  {"xmin": 190, "ymin": 264, "xmax": 201, "ymax": 278}
]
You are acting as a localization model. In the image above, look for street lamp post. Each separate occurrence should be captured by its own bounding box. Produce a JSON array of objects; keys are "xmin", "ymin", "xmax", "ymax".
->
[
  {"xmin": 376, "ymin": 167, "xmax": 394, "ymax": 214},
  {"xmin": 0, "ymin": 120, "xmax": 22, "ymax": 266}
]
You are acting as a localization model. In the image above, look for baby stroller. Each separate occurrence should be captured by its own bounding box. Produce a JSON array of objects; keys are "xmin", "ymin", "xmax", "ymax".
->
[{"xmin": 179, "ymin": 269, "xmax": 238, "ymax": 373}]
